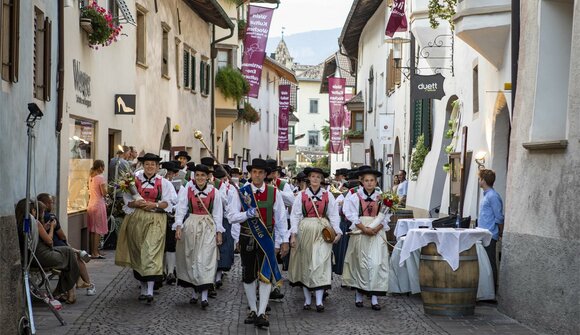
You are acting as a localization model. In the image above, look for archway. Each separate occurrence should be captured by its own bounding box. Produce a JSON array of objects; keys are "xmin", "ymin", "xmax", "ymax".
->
[
  {"xmin": 160, "ymin": 117, "xmax": 172, "ymax": 151},
  {"xmin": 429, "ymin": 95, "xmax": 458, "ymax": 214},
  {"xmin": 491, "ymin": 93, "xmax": 510, "ymax": 201},
  {"xmin": 393, "ymin": 137, "xmax": 401, "ymax": 176},
  {"xmin": 369, "ymin": 140, "xmax": 376, "ymax": 169}
]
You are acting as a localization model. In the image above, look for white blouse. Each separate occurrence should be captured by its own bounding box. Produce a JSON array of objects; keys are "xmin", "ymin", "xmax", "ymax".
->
[
  {"xmin": 289, "ymin": 187, "xmax": 342, "ymax": 235},
  {"xmin": 122, "ymin": 170, "xmax": 176, "ymax": 215},
  {"xmin": 173, "ymin": 182, "xmax": 225, "ymax": 233},
  {"xmin": 342, "ymin": 187, "xmax": 389, "ymax": 231}
]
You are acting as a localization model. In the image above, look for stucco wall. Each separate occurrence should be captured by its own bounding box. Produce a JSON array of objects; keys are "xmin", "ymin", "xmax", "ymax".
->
[{"xmin": 498, "ymin": 2, "xmax": 580, "ymax": 334}]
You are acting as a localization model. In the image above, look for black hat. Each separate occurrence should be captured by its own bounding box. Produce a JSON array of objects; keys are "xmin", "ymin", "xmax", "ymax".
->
[
  {"xmin": 192, "ymin": 164, "xmax": 210, "ymax": 174},
  {"xmin": 356, "ymin": 165, "xmax": 382, "ymax": 178},
  {"xmin": 213, "ymin": 165, "xmax": 228, "ymax": 179},
  {"xmin": 161, "ymin": 161, "xmax": 180, "ymax": 173},
  {"xmin": 265, "ymin": 159, "xmax": 278, "ymax": 172},
  {"xmin": 137, "ymin": 153, "xmax": 162, "ymax": 162},
  {"xmin": 304, "ymin": 167, "xmax": 329, "ymax": 178},
  {"xmin": 292, "ymin": 171, "xmax": 306, "ymax": 181},
  {"xmin": 279, "ymin": 168, "xmax": 286, "ymax": 178},
  {"xmin": 186, "ymin": 162, "xmax": 196, "ymax": 171},
  {"xmin": 200, "ymin": 157, "xmax": 214, "ymax": 171},
  {"xmin": 347, "ymin": 168, "xmax": 359, "ymax": 180},
  {"xmin": 230, "ymin": 167, "xmax": 241, "ymax": 175},
  {"xmin": 221, "ymin": 164, "xmax": 232, "ymax": 175},
  {"xmin": 335, "ymin": 168, "xmax": 349, "ymax": 177},
  {"xmin": 175, "ymin": 150, "xmax": 191, "ymax": 162},
  {"xmin": 247, "ymin": 158, "xmax": 270, "ymax": 173}
]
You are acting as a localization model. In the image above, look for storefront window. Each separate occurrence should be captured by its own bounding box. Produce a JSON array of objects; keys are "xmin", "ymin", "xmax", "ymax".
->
[{"xmin": 67, "ymin": 118, "xmax": 95, "ymax": 213}]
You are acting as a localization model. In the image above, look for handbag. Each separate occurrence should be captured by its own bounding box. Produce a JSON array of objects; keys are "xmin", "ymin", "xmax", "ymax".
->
[{"xmin": 310, "ymin": 194, "xmax": 335, "ymax": 243}]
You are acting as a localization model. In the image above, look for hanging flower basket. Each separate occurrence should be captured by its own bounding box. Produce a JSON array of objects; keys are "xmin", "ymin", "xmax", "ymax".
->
[
  {"xmin": 239, "ymin": 102, "xmax": 260, "ymax": 123},
  {"xmin": 80, "ymin": 2, "xmax": 123, "ymax": 49}
]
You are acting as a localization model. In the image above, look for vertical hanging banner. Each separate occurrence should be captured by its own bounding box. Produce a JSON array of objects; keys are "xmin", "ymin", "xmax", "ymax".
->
[
  {"xmin": 329, "ymin": 77, "xmax": 346, "ymax": 154},
  {"xmin": 342, "ymin": 92, "xmax": 353, "ymax": 146},
  {"xmin": 277, "ymin": 85, "xmax": 291, "ymax": 151},
  {"xmin": 242, "ymin": 6, "xmax": 274, "ymax": 98},
  {"xmin": 385, "ymin": 0, "xmax": 408, "ymax": 37}
]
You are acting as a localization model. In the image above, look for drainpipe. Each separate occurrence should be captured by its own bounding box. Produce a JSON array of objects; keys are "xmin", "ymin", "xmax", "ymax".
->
[
  {"xmin": 56, "ymin": 0, "xmax": 65, "ymax": 217},
  {"xmin": 210, "ymin": 24, "xmax": 234, "ymax": 153},
  {"xmin": 408, "ymin": 33, "xmax": 416, "ymax": 167},
  {"xmin": 511, "ymin": 0, "xmax": 519, "ymax": 113}
]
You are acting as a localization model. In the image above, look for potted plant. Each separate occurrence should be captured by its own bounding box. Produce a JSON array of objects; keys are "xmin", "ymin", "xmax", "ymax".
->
[
  {"xmin": 344, "ymin": 129, "xmax": 363, "ymax": 139},
  {"xmin": 238, "ymin": 19, "xmax": 247, "ymax": 40},
  {"xmin": 215, "ymin": 66, "xmax": 250, "ymax": 102},
  {"xmin": 239, "ymin": 102, "xmax": 260, "ymax": 123},
  {"xmin": 80, "ymin": 2, "xmax": 123, "ymax": 48},
  {"xmin": 410, "ymin": 134, "xmax": 429, "ymax": 181}
]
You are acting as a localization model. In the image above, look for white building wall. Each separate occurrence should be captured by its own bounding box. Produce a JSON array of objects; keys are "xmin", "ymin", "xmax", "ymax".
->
[{"xmin": 294, "ymin": 79, "xmax": 328, "ymax": 149}]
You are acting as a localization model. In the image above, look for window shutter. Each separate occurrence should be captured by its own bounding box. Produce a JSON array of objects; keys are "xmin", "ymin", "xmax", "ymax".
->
[
  {"xmin": 205, "ymin": 63, "xmax": 210, "ymax": 95},
  {"xmin": 200, "ymin": 61, "xmax": 205, "ymax": 93},
  {"xmin": 191, "ymin": 54, "xmax": 195, "ymax": 90},
  {"xmin": 6, "ymin": 0, "xmax": 20, "ymax": 82},
  {"xmin": 43, "ymin": 18, "xmax": 51, "ymax": 101},
  {"xmin": 183, "ymin": 49, "xmax": 189, "ymax": 88}
]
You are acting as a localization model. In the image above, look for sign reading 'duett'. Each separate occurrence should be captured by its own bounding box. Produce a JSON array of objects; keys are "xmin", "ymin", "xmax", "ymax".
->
[
  {"xmin": 114, "ymin": 94, "xmax": 136, "ymax": 115},
  {"xmin": 412, "ymin": 74, "xmax": 446, "ymax": 100}
]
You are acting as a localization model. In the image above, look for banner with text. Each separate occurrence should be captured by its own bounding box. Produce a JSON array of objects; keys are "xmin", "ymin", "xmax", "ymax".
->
[
  {"xmin": 342, "ymin": 92, "xmax": 353, "ymax": 146},
  {"xmin": 329, "ymin": 77, "xmax": 346, "ymax": 154},
  {"xmin": 241, "ymin": 6, "xmax": 274, "ymax": 98},
  {"xmin": 277, "ymin": 85, "xmax": 291, "ymax": 151},
  {"xmin": 385, "ymin": 0, "xmax": 408, "ymax": 37}
]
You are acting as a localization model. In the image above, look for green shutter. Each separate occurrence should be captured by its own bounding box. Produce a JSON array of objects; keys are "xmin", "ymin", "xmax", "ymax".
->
[
  {"xmin": 412, "ymin": 99, "xmax": 432, "ymax": 149},
  {"xmin": 200, "ymin": 61, "xmax": 205, "ymax": 93},
  {"xmin": 183, "ymin": 50, "xmax": 189, "ymax": 88},
  {"xmin": 191, "ymin": 55, "xmax": 196, "ymax": 90}
]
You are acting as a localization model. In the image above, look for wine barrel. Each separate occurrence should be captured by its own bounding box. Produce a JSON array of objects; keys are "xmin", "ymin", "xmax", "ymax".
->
[
  {"xmin": 419, "ymin": 243, "xmax": 479, "ymax": 316},
  {"xmin": 387, "ymin": 209, "xmax": 414, "ymax": 252}
]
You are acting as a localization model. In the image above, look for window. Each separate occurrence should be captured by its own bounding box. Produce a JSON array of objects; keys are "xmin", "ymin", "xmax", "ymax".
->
[
  {"xmin": 191, "ymin": 53, "xmax": 197, "ymax": 91},
  {"xmin": 161, "ymin": 23, "xmax": 170, "ymax": 78},
  {"xmin": 368, "ymin": 67, "xmax": 374, "ymax": 112},
  {"xmin": 33, "ymin": 7, "xmax": 51, "ymax": 101},
  {"xmin": 1, "ymin": 0, "xmax": 20, "ymax": 83},
  {"xmin": 174, "ymin": 38, "xmax": 180, "ymax": 87},
  {"xmin": 217, "ymin": 49, "xmax": 231, "ymax": 69},
  {"xmin": 352, "ymin": 111, "xmax": 364, "ymax": 132},
  {"xmin": 412, "ymin": 99, "xmax": 432, "ymax": 148},
  {"xmin": 200, "ymin": 59, "xmax": 210, "ymax": 95},
  {"xmin": 200, "ymin": 59, "xmax": 205, "ymax": 93},
  {"xmin": 386, "ymin": 49, "xmax": 401, "ymax": 94},
  {"xmin": 205, "ymin": 62, "xmax": 210, "ymax": 95},
  {"xmin": 308, "ymin": 130, "xmax": 319, "ymax": 146},
  {"xmin": 67, "ymin": 118, "xmax": 96, "ymax": 214},
  {"xmin": 309, "ymin": 99, "xmax": 319, "ymax": 114},
  {"xmin": 472, "ymin": 64, "xmax": 479, "ymax": 115},
  {"xmin": 289, "ymin": 126, "xmax": 295, "ymax": 145},
  {"xmin": 136, "ymin": 5, "xmax": 147, "ymax": 66},
  {"xmin": 183, "ymin": 49, "xmax": 190, "ymax": 88},
  {"xmin": 108, "ymin": 0, "xmax": 119, "ymax": 25}
]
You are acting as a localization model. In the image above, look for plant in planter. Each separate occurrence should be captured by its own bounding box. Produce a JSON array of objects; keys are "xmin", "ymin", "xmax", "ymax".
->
[
  {"xmin": 410, "ymin": 134, "xmax": 429, "ymax": 181},
  {"xmin": 239, "ymin": 102, "xmax": 260, "ymax": 123},
  {"xmin": 442, "ymin": 162, "xmax": 451, "ymax": 173},
  {"xmin": 80, "ymin": 1, "xmax": 123, "ymax": 48},
  {"xmin": 344, "ymin": 129, "xmax": 363, "ymax": 139},
  {"xmin": 215, "ymin": 66, "xmax": 250, "ymax": 102},
  {"xmin": 238, "ymin": 19, "xmax": 247, "ymax": 40}
]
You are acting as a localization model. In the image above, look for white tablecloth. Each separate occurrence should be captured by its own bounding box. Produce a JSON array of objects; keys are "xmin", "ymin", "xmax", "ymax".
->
[
  {"xmin": 399, "ymin": 228, "xmax": 492, "ymax": 271},
  {"xmin": 394, "ymin": 218, "xmax": 437, "ymax": 240},
  {"xmin": 389, "ymin": 237, "xmax": 495, "ymax": 300}
]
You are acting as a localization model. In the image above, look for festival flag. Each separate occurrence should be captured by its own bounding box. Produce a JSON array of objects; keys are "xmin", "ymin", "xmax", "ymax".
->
[
  {"xmin": 385, "ymin": 0, "xmax": 408, "ymax": 37},
  {"xmin": 277, "ymin": 85, "xmax": 290, "ymax": 151},
  {"xmin": 241, "ymin": 6, "xmax": 274, "ymax": 98},
  {"xmin": 328, "ymin": 77, "xmax": 346, "ymax": 154}
]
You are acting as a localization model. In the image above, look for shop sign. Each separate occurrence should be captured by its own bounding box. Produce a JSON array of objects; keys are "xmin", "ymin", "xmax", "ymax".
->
[
  {"xmin": 73, "ymin": 59, "xmax": 91, "ymax": 107},
  {"xmin": 114, "ymin": 94, "xmax": 136, "ymax": 115},
  {"xmin": 412, "ymin": 74, "xmax": 446, "ymax": 100}
]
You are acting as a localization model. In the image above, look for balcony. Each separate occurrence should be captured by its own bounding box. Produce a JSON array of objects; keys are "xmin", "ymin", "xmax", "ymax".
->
[
  {"xmin": 215, "ymin": 89, "xmax": 239, "ymax": 135},
  {"xmin": 454, "ymin": 0, "xmax": 511, "ymax": 69}
]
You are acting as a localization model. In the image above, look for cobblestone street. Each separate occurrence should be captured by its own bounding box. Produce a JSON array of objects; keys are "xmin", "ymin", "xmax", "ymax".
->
[{"xmin": 33, "ymin": 254, "xmax": 539, "ymax": 335}]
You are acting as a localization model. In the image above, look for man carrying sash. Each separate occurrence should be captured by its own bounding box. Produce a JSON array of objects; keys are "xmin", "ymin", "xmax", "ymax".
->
[{"xmin": 227, "ymin": 158, "xmax": 289, "ymax": 328}]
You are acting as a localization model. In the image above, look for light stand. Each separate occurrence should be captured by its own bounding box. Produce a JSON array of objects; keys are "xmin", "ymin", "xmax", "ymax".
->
[{"xmin": 22, "ymin": 103, "xmax": 43, "ymax": 335}]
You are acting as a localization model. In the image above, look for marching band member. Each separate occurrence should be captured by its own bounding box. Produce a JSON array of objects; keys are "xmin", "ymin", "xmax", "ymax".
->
[
  {"xmin": 115, "ymin": 153, "xmax": 176, "ymax": 304},
  {"xmin": 288, "ymin": 167, "xmax": 342, "ymax": 312},
  {"xmin": 342, "ymin": 166, "xmax": 390, "ymax": 311},
  {"xmin": 174, "ymin": 164, "xmax": 224, "ymax": 309},
  {"xmin": 227, "ymin": 158, "xmax": 289, "ymax": 328}
]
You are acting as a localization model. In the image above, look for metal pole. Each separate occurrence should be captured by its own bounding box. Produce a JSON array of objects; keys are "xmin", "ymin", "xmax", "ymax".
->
[{"xmin": 23, "ymin": 124, "xmax": 36, "ymax": 334}]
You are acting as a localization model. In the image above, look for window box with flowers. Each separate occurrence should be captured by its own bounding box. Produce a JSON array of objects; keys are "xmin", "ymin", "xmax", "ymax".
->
[
  {"xmin": 80, "ymin": 2, "xmax": 123, "ymax": 49},
  {"xmin": 344, "ymin": 129, "xmax": 364, "ymax": 139},
  {"xmin": 239, "ymin": 102, "xmax": 260, "ymax": 123}
]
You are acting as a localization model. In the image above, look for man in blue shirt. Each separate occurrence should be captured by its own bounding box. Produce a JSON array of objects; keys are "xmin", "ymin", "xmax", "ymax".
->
[
  {"xmin": 478, "ymin": 169, "xmax": 504, "ymax": 289},
  {"xmin": 396, "ymin": 170, "xmax": 408, "ymax": 207}
]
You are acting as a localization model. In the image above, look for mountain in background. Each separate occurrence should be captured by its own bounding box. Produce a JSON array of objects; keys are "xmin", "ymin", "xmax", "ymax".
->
[{"xmin": 266, "ymin": 28, "xmax": 342, "ymax": 66}]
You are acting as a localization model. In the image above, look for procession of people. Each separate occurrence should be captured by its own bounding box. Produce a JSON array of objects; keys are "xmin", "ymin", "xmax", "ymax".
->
[{"xmin": 109, "ymin": 149, "xmax": 404, "ymax": 329}]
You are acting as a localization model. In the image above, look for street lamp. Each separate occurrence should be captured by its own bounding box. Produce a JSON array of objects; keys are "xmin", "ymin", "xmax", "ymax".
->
[
  {"xmin": 474, "ymin": 151, "xmax": 487, "ymax": 169},
  {"xmin": 386, "ymin": 37, "xmax": 411, "ymax": 78}
]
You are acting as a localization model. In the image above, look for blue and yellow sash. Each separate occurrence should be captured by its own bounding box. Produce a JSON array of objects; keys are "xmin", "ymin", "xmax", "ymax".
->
[{"xmin": 238, "ymin": 184, "xmax": 282, "ymax": 285}]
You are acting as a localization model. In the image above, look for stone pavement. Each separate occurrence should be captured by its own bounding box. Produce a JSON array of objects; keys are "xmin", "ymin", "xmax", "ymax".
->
[{"xmin": 33, "ymin": 253, "xmax": 542, "ymax": 335}]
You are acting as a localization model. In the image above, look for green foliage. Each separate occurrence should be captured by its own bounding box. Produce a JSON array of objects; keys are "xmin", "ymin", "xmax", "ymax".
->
[
  {"xmin": 312, "ymin": 155, "xmax": 329, "ymax": 172},
  {"xmin": 239, "ymin": 102, "xmax": 260, "ymax": 123},
  {"xmin": 428, "ymin": 0, "xmax": 457, "ymax": 30},
  {"xmin": 81, "ymin": 2, "xmax": 122, "ymax": 48},
  {"xmin": 238, "ymin": 19, "xmax": 247, "ymax": 33},
  {"xmin": 410, "ymin": 134, "xmax": 429, "ymax": 181},
  {"xmin": 215, "ymin": 66, "xmax": 250, "ymax": 102},
  {"xmin": 442, "ymin": 162, "xmax": 451, "ymax": 173},
  {"xmin": 344, "ymin": 129, "xmax": 363, "ymax": 138}
]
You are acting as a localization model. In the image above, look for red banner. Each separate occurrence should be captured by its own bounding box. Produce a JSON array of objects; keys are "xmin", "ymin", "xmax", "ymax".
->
[
  {"xmin": 329, "ymin": 77, "xmax": 346, "ymax": 154},
  {"xmin": 277, "ymin": 85, "xmax": 290, "ymax": 151},
  {"xmin": 385, "ymin": 0, "xmax": 408, "ymax": 37},
  {"xmin": 343, "ymin": 92, "xmax": 353, "ymax": 146},
  {"xmin": 242, "ymin": 6, "xmax": 274, "ymax": 98}
]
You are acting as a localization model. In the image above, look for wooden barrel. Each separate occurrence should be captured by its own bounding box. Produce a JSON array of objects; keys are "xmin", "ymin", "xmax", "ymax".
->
[
  {"xmin": 387, "ymin": 209, "xmax": 414, "ymax": 252},
  {"xmin": 419, "ymin": 243, "xmax": 479, "ymax": 316}
]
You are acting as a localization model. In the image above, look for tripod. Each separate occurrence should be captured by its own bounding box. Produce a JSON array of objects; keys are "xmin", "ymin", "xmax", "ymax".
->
[{"xmin": 21, "ymin": 103, "xmax": 43, "ymax": 335}]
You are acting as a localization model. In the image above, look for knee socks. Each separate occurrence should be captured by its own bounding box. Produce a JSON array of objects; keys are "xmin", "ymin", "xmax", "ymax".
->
[
  {"xmin": 315, "ymin": 289, "xmax": 324, "ymax": 306},
  {"xmin": 371, "ymin": 295, "xmax": 378, "ymax": 305},
  {"xmin": 355, "ymin": 291, "xmax": 363, "ymax": 303},
  {"xmin": 215, "ymin": 270, "xmax": 223, "ymax": 282},
  {"xmin": 201, "ymin": 290, "xmax": 209, "ymax": 301},
  {"xmin": 165, "ymin": 252, "xmax": 176, "ymax": 274},
  {"xmin": 258, "ymin": 281, "xmax": 271, "ymax": 316},
  {"xmin": 243, "ymin": 280, "xmax": 258, "ymax": 313},
  {"xmin": 303, "ymin": 287, "xmax": 312, "ymax": 306},
  {"xmin": 146, "ymin": 281, "xmax": 154, "ymax": 296},
  {"xmin": 140, "ymin": 281, "xmax": 147, "ymax": 296}
]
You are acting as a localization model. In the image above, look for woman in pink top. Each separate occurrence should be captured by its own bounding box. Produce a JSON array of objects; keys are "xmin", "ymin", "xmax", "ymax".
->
[{"xmin": 88, "ymin": 160, "xmax": 108, "ymax": 259}]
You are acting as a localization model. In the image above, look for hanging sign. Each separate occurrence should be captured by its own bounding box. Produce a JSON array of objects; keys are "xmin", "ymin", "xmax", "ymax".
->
[
  {"xmin": 412, "ymin": 74, "xmax": 446, "ymax": 100},
  {"xmin": 328, "ymin": 77, "xmax": 346, "ymax": 154},
  {"xmin": 277, "ymin": 85, "xmax": 290, "ymax": 151},
  {"xmin": 241, "ymin": 6, "xmax": 274, "ymax": 98}
]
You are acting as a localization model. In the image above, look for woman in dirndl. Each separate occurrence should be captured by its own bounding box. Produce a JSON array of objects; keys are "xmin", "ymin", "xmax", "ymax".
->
[
  {"xmin": 115, "ymin": 153, "xmax": 175, "ymax": 304},
  {"xmin": 342, "ymin": 166, "xmax": 390, "ymax": 311},
  {"xmin": 288, "ymin": 167, "xmax": 341, "ymax": 312},
  {"xmin": 174, "ymin": 164, "xmax": 224, "ymax": 309}
]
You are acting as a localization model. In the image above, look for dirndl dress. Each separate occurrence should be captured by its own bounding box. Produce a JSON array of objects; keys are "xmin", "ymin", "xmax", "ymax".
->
[{"xmin": 217, "ymin": 218, "xmax": 234, "ymax": 271}]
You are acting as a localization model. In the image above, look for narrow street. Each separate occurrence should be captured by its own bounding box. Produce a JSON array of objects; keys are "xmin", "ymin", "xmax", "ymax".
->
[{"xmin": 34, "ymin": 254, "xmax": 536, "ymax": 335}]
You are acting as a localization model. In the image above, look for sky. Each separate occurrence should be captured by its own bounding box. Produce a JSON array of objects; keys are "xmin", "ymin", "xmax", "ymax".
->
[{"xmin": 268, "ymin": 0, "xmax": 353, "ymax": 37}]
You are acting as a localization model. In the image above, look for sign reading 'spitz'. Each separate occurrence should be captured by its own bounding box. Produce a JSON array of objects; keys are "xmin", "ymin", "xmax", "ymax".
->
[{"xmin": 412, "ymin": 74, "xmax": 446, "ymax": 100}]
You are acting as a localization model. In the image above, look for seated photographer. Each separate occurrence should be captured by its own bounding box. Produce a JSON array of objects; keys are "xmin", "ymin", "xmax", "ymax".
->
[
  {"xmin": 16, "ymin": 199, "xmax": 81, "ymax": 303},
  {"xmin": 36, "ymin": 193, "xmax": 95, "ymax": 294}
]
